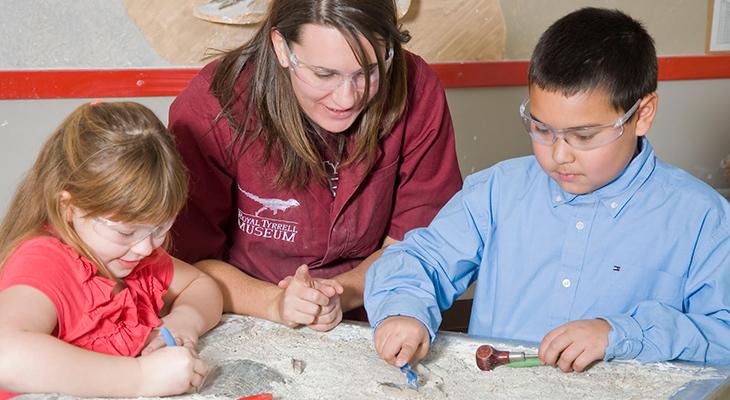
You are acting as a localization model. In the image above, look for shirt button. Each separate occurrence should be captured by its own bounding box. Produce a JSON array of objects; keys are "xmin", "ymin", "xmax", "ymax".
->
[
  {"xmin": 610, "ymin": 201, "xmax": 618, "ymax": 209},
  {"xmin": 555, "ymin": 196, "xmax": 562, "ymax": 202},
  {"xmin": 575, "ymin": 221, "xmax": 585, "ymax": 230},
  {"xmin": 562, "ymin": 279, "xmax": 571, "ymax": 288}
]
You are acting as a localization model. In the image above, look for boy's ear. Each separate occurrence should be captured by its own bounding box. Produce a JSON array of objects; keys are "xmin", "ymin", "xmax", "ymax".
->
[
  {"xmin": 270, "ymin": 30, "xmax": 291, "ymax": 68},
  {"xmin": 634, "ymin": 93, "xmax": 658, "ymax": 137}
]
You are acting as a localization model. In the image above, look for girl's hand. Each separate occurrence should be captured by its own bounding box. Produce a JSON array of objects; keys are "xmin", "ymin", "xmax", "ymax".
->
[
  {"xmin": 140, "ymin": 327, "xmax": 199, "ymax": 357},
  {"xmin": 275, "ymin": 265, "xmax": 343, "ymax": 327},
  {"xmin": 137, "ymin": 346, "xmax": 208, "ymax": 396}
]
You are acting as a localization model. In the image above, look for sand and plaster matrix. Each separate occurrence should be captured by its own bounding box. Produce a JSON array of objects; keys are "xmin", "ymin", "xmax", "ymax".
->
[{"xmin": 17, "ymin": 315, "xmax": 724, "ymax": 399}]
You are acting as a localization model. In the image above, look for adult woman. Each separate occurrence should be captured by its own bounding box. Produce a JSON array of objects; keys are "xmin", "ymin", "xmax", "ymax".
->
[{"xmin": 169, "ymin": 0, "xmax": 461, "ymax": 331}]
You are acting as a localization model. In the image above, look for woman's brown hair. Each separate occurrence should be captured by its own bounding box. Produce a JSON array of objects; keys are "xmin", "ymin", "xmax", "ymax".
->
[
  {"xmin": 211, "ymin": 0, "xmax": 411, "ymax": 187},
  {"xmin": 0, "ymin": 102, "xmax": 189, "ymax": 279}
]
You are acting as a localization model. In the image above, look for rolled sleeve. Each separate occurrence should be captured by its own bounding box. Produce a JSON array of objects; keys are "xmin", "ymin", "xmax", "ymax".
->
[{"xmin": 602, "ymin": 315, "xmax": 644, "ymax": 360}]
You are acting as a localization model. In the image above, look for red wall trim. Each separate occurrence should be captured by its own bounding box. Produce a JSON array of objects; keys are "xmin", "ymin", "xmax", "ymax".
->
[
  {"xmin": 1, "ymin": 55, "xmax": 729, "ymax": 99},
  {"xmin": 0, "ymin": 69, "xmax": 200, "ymax": 99}
]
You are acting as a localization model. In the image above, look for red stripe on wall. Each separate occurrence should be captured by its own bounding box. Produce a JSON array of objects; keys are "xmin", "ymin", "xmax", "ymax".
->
[
  {"xmin": 0, "ymin": 69, "xmax": 200, "ymax": 99},
  {"xmin": 1, "ymin": 55, "xmax": 729, "ymax": 99},
  {"xmin": 431, "ymin": 61, "xmax": 529, "ymax": 88}
]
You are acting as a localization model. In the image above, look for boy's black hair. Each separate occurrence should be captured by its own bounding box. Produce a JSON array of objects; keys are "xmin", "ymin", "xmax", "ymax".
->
[{"xmin": 528, "ymin": 7, "xmax": 657, "ymax": 112}]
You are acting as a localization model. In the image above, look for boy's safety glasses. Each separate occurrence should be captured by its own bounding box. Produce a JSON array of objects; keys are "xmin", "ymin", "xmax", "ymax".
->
[
  {"xmin": 282, "ymin": 39, "xmax": 393, "ymax": 93},
  {"xmin": 93, "ymin": 217, "xmax": 173, "ymax": 247},
  {"xmin": 520, "ymin": 98, "xmax": 641, "ymax": 150}
]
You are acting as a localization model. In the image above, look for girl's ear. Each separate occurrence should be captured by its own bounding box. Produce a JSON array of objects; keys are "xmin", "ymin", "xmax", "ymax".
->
[
  {"xmin": 270, "ymin": 30, "xmax": 291, "ymax": 68},
  {"xmin": 59, "ymin": 191, "xmax": 74, "ymax": 222}
]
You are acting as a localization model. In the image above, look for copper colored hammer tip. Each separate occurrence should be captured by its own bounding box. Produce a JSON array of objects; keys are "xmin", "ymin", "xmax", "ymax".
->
[
  {"xmin": 476, "ymin": 344, "xmax": 513, "ymax": 371},
  {"xmin": 476, "ymin": 344, "xmax": 496, "ymax": 371}
]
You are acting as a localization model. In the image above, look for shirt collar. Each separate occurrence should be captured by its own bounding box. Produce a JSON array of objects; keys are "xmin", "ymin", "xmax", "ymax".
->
[{"xmin": 548, "ymin": 137, "xmax": 656, "ymax": 217}]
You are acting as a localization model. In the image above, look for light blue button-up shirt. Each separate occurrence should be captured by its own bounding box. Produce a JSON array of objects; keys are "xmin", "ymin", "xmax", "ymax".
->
[{"xmin": 365, "ymin": 137, "xmax": 730, "ymax": 363}]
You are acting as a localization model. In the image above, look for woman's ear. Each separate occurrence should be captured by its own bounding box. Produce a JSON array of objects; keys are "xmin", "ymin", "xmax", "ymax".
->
[
  {"xmin": 270, "ymin": 30, "xmax": 291, "ymax": 68},
  {"xmin": 634, "ymin": 93, "xmax": 658, "ymax": 137}
]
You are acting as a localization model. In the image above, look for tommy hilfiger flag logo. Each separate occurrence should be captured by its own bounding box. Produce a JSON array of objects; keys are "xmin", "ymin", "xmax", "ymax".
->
[{"xmin": 612, "ymin": 265, "xmax": 621, "ymax": 272}]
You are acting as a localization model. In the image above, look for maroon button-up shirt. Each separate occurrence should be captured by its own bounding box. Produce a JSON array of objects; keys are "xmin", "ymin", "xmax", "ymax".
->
[{"xmin": 169, "ymin": 52, "xmax": 462, "ymax": 284}]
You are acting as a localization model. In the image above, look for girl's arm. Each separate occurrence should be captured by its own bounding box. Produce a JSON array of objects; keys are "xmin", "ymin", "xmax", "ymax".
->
[
  {"xmin": 157, "ymin": 257, "xmax": 223, "ymax": 346},
  {"xmin": 0, "ymin": 285, "xmax": 205, "ymax": 397}
]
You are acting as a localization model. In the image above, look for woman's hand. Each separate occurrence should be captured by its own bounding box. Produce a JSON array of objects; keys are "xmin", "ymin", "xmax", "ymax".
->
[
  {"xmin": 307, "ymin": 288, "xmax": 343, "ymax": 332},
  {"xmin": 275, "ymin": 265, "xmax": 344, "ymax": 328}
]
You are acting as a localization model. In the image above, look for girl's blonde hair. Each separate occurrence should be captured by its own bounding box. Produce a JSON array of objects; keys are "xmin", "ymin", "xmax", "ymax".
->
[{"xmin": 0, "ymin": 102, "xmax": 188, "ymax": 279}]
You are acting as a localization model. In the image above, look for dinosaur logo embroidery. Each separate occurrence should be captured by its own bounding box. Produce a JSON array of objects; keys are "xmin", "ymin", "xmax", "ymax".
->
[
  {"xmin": 236, "ymin": 186, "xmax": 300, "ymax": 243},
  {"xmin": 239, "ymin": 186, "xmax": 300, "ymax": 217}
]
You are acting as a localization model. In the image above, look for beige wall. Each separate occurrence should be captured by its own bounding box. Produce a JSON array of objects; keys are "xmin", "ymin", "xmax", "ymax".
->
[
  {"xmin": 1, "ymin": 0, "xmax": 727, "ymax": 212},
  {"xmin": 2, "ymin": 77, "xmax": 729, "ymax": 215},
  {"xmin": 501, "ymin": 0, "xmax": 708, "ymax": 59},
  {"xmin": 448, "ymin": 80, "xmax": 730, "ymax": 190}
]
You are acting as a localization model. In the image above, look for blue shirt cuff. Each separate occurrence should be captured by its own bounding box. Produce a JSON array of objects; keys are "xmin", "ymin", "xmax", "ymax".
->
[
  {"xmin": 600, "ymin": 315, "xmax": 644, "ymax": 360},
  {"xmin": 370, "ymin": 294, "xmax": 441, "ymax": 343}
]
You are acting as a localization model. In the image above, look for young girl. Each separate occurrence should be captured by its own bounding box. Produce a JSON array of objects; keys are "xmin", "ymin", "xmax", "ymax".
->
[{"xmin": 0, "ymin": 102, "xmax": 223, "ymax": 397}]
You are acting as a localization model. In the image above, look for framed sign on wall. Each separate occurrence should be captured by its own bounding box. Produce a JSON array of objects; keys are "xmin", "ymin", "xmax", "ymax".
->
[{"xmin": 707, "ymin": 0, "xmax": 730, "ymax": 53}]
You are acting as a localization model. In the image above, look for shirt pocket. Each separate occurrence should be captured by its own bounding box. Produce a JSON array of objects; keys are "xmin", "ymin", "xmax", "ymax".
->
[{"xmin": 592, "ymin": 263, "xmax": 685, "ymax": 313}]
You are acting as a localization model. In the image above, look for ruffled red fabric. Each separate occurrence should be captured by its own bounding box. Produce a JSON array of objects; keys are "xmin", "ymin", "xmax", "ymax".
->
[{"xmin": 0, "ymin": 236, "xmax": 173, "ymax": 358}]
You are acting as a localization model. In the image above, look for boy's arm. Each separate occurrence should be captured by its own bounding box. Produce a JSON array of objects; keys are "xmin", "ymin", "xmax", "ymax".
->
[
  {"xmin": 364, "ymin": 180, "xmax": 488, "ymax": 341},
  {"xmin": 600, "ymin": 222, "xmax": 730, "ymax": 363}
]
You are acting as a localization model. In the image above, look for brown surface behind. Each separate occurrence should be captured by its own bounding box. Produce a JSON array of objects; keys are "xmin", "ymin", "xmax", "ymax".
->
[
  {"xmin": 123, "ymin": 0, "xmax": 505, "ymax": 65},
  {"xmin": 123, "ymin": 0, "xmax": 258, "ymax": 65}
]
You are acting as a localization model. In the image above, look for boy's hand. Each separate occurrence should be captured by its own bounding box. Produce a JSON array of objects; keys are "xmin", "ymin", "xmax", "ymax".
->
[
  {"xmin": 538, "ymin": 319, "xmax": 611, "ymax": 372},
  {"xmin": 374, "ymin": 316, "xmax": 430, "ymax": 367}
]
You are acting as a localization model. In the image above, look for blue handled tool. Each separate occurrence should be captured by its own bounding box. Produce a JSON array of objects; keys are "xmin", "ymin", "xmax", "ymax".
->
[
  {"xmin": 159, "ymin": 326, "xmax": 177, "ymax": 347},
  {"xmin": 399, "ymin": 363, "xmax": 419, "ymax": 390}
]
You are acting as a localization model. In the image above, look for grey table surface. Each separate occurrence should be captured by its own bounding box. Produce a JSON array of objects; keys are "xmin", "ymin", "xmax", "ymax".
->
[{"xmin": 15, "ymin": 314, "xmax": 730, "ymax": 399}]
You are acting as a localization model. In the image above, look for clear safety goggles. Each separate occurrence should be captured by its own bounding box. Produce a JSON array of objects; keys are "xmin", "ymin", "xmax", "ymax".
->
[
  {"xmin": 282, "ymin": 39, "xmax": 393, "ymax": 92},
  {"xmin": 93, "ymin": 216, "xmax": 173, "ymax": 247},
  {"xmin": 519, "ymin": 98, "xmax": 641, "ymax": 150}
]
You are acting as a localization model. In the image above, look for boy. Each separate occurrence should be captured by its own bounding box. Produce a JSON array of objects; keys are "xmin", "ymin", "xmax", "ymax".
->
[{"xmin": 364, "ymin": 7, "xmax": 730, "ymax": 373}]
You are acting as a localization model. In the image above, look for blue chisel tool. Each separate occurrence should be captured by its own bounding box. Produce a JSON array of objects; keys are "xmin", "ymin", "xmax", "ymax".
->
[
  {"xmin": 399, "ymin": 363, "xmax": 419, "ymax": 390},
  {"xmin": 159, "ymin": 326, "xmax": 177, "ymax": 347}
]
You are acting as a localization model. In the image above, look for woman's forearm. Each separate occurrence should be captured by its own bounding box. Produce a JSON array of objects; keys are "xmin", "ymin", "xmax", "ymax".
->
[
  {"xmin": 336, "ymin": 236, "xmax": 399, "ymax": 312},
  {"xmin": 193, "ymin": 259, "xmax": 287, "ymax": 324}
]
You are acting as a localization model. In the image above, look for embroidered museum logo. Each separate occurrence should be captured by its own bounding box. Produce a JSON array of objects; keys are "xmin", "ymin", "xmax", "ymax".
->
[{"xmin": 237, "ymin": 186, "xmax": 300, "ymax": 243}]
